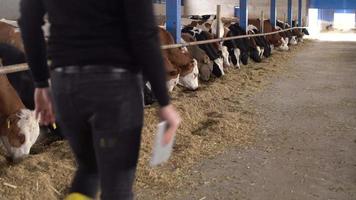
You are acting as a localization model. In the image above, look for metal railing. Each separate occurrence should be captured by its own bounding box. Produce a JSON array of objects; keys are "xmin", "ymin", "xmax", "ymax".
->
[{"xmin": 0, "ymin": 26, "xmax": 308, "ymax": 75}]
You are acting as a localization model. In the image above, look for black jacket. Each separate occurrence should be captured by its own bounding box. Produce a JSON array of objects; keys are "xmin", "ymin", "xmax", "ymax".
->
[{"xmin": 18, "ymin": 0, "xmax": 169, "ymax": 106}]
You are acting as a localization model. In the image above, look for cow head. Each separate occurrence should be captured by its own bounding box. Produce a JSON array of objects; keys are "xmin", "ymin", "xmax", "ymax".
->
[
  {"xmin": 220, "ymin": 45, "xmax": 232, "ymax": 69},
  {"xmin": 164, "ymin": 57, "xmax": 180, "ymax": 92},
  {"xmin": 231, "ymin": 48, "xmax": 241, "ymax": 69},
  {"xmin": 248, "ymin": 37, "xmax": 262, "ymax": 63},
  {"xmin": 199, "ymin": 55, "xmax": 213, "ymax": 81},
  {"xmin": 178, "ymin": 59, "xmax": 199, "ymax": 90},
  {"xmin": 212, "ymin": 58, "xmax": 224, "ymax": 77},
  {"xmin": 289, "ymin": 36, "xmax": 298, "ymax": 45},
  {"xmin": 0, "ymin": 109, "xmax": 39, "ymax": 162},
  {"xmin": 276, "ymin": 37, "xmax": 289, "ymax": 51},
  {"xmin": 0, "ymin": 21, "xmax": 24, "ymax": 52}
]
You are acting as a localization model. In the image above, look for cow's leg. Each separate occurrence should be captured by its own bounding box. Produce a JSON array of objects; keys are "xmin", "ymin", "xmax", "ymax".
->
[
  {"xmin": 212, "ymin": 58, "xmax": 224, "ymax": 77},
  {"xmin": 229, "ymin": 48, "xmax": 241, "ymax": 69}
]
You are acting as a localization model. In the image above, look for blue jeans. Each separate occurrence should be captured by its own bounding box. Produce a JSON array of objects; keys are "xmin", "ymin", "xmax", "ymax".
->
[{"xmin": 51, "ymin": 65, "xmax": 144, "ymax": 200}]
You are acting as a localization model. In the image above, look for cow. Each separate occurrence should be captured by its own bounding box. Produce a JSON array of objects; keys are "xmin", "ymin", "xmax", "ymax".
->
[
  {"xmin": 143, "ymin": 28, "xmax": 199, "ymax": 105},
  {"xmin": 247, "ymin": 25, "xmax": 272, "ymax": 57},
  {"xmin": 246, "ymin": 27, "xmax": 264, "ymax": 62},
  {"xmin": 158, "ymin": 27, "xmax": 199, "ymax": 91},
  {"xmin": 249, "ymin": 19, "xmax": 289, "ymax": 51},
  {"xmin": 181, "ymin": 33, "xmax": 214, "ymax": 81},
  {"xmin": 0, "ymin": 61, "xmax": 40, "ymax": 162},
  {"xmin": 186, "ymin": 18, "xmax": 232, "ymax": 69},
  {"xmin": 292, "ymin": 20, "xmax": 308, "ymax": 42},
  {"xmin": 0, "ymin": 43, "xmax": 33, "ymax": 109},
  {"xmin": 203, "ymin": 29, "xmax": 231, "ymax": 69},
  {"xmin": 227, "ymin": 22, "xmax": 265, "ymax": 64},
  {"xmin": 0, "ymin": 43, "xmax": 63, "ymax": 139},
  {"xmin": 222, "ymin": 28, "xmax": 242, "ymax": 68},
  {"xmin": 0, "ymin": 20, "xmax": 24, "ymax": 52},
  {"xmin": 182, "ymin": 26, "xmax": 224, "ymax": 77},
  {"xmin": 276, "ymin": 20, "xmax": 298, "ymax": 45}
]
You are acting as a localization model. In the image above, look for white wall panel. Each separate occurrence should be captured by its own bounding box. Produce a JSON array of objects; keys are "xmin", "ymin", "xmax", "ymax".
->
[
  {"xmin": 0, "ymin": 0, "xmax": 20, "ymax": 19},
  {"xmin": 184, "ymin": 0, "xmax": 308, "ymax": 23}
]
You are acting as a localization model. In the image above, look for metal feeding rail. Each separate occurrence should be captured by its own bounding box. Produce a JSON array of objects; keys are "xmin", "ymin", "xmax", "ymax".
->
[{"xmin": 0, "ymin": 27, "xmax": 308, "ymax": 75}]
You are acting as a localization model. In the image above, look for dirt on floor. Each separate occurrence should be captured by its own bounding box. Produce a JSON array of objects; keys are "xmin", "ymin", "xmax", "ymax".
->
[
  {"xmin": 160, "ymin": 40, "xmax": 356, "ymax": 200},
  {"xmin": 0, "ymin": 41, "xmax": 310, "ymax": 200}
]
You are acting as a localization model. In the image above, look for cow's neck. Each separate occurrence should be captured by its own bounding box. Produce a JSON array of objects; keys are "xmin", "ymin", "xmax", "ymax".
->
[{"xmin": 0, "ymin": 75, "xmax": 25, "ymax": 116}]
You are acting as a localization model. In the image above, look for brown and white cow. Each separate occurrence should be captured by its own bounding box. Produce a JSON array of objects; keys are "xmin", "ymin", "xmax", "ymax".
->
[
  {"xmin": 158, "ymin": 27, "xmax": 199, "ymax": 91},
  {"xmin": 0, "ymin": 20, "xmax": 24, "ymax": 52},
  {"xmin": 181, "ymin": 33, "xmax": 213, "ymax": 81},
  {"xmin": 276, "ymin": 20, "xmax": 298, "ymax": 46},
  {"xmin": 249, "ymin": 19, "xmax": 289, "ymax": 51},
  {"xmin": 0, "ymin": 62, "xmax": 40, "ymax": 162},
  {"xmin": 186, "ymin": 19, "xmax": 232, "ymax": 69}
]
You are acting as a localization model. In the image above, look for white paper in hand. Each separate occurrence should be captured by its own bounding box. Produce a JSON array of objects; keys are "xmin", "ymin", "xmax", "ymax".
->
[{"xmin": 150, "ymin": 121, "xmax": 175, "ymax": 167}]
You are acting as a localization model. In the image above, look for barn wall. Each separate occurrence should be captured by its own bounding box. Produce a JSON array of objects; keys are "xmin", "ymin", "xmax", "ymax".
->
[
  {"xmin": 0, "ymin": 0, "xmax": 308, "ymax": 25},
  {"xmin": 0, "ymin": 0, "xmax": 20, "ymax": 20},
  {"xmin": 184, "ymin": 0, "xmax": 308, "ymax": 23}
]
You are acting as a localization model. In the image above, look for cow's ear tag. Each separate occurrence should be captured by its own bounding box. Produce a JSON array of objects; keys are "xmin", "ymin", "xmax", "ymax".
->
[
  {"xmin": 52, "ymin": 123, "xmax": 57, "ymax": 130},
  {"xmin": 7, "ymin": 120, "xmax": 10, "ymax": 129}
]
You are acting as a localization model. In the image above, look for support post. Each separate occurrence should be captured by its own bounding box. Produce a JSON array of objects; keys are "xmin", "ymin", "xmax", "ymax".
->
[
  {"xmin": 240, "ymin": 0, "xmax": 248, "ymax": 32},
  {"xmin": 260, "ymin": 11, "xmax": 264, "ymax": 32},
  {"xmin": 270, "ymin": 0, "xmax": 277, "ymax": 27},
  {"xmin": 166, "ymin": 0, "xmax": 181, "ymax": 43},
  {"xmin": 298, "ymin": 0, "xmax": 302, "ymax": 26},
  {"xmin": 216, "ymin": 5, "xmax": 222, "ymax": 38},
  {"xmin": 288, "ymin": 0, "xmax": 293, "ymax": 26}
]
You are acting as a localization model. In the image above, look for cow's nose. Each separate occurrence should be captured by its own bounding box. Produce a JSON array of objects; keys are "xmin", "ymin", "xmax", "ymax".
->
[{"xmin": 7, "ymin": 155, "xmax": 27, "ymax": 164}]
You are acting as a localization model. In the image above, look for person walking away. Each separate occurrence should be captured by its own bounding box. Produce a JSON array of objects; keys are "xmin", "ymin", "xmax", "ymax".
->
[{"xmin": 18, "ymin": 0, "xmax": 181, "ymax": 199}]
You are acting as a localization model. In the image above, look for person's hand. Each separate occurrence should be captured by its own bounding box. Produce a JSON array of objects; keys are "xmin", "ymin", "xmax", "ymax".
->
[
  {"xmin": 34, "ymin": 88, "xmax": 55, "ymax": 126},
  {"xmin": 159, "ymin": 104, "xmax": 181, "ymax": 145}
]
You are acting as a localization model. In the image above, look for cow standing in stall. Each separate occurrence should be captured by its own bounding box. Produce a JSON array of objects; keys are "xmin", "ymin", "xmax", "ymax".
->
[
  {"xmin": 0, "ymin": 21, "xmax": 62, "ymax": 139},
  {"xmin": 222, "ymin": 29, "xmax": 242, "ymax": 68},
  {"xmin": 144, "ymin": 28, "xmax": 199, "ymax": 105},
  {"xmin": 158, "ymin": 27, "xmax": 199, "ymax": 91},
  {"xmin": 187, "ymin": 18, "xmax": 232, "ymax": 70},
  {"xmin": 247, "ymin": 25, "xmax": 272, "ymax": 58},
  {"xmin": 181, "ymin": 33, "xmax": 214, "ymax": 81},
  {"xmin": 227, "ymin": 23, "xmax": 264, "ymax": 64},
  {"xmin": 0, "ymin": 60, "xmax": 40, "ymax": 162},
  {"xmin": 0, "ymin": 43, "xmax": 34, "ymax": 109},
  {"xmin": 0, "ymin": 21, "xmax": 24, "ymax": 52},
  {"xmin": 276, "ymin": 20, "xmax": 298, "ymax": 45},
  {"xmin": 292, "ymin": 20, "xmax": 308, "ymax": 42},
  {"xmin": 249, "ymin": 19, "xmax": 289, "ymax": 51},
  {"xmin": 182, "ymin": 26, "xmax": 224, "ymax": 77}
]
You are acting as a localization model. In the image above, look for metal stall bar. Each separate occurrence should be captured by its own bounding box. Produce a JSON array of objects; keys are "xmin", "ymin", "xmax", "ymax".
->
[
  {"xmin": 0, "ymin": 26, "xmax": 310, "ymax": 76},
  {"xmin": 270, "ymin": 0, "xmax": 277, "ymax": 27},
  {"xmin": 166, "ymin": 0, "xmax": 182, "ymax": 43},
  {"xmin": 240, "ymin": 0, "xmax": 249, "ymax": 32},
  {"xmin": 216, "ymin": 5, "xmax": 222, "ymax": 38},
  {"xmin": 298, "ymin": 0, "xmax": 302, "ymax": 26},
  {"xmin": 288, "ymin": 0, "xmax": 293, "ymax": 26}
]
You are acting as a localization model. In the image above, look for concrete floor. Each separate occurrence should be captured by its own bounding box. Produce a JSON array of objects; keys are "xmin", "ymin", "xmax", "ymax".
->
[{"xmin": 169, "ymin": 41, "xmax": 356, "ymax": 200}]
